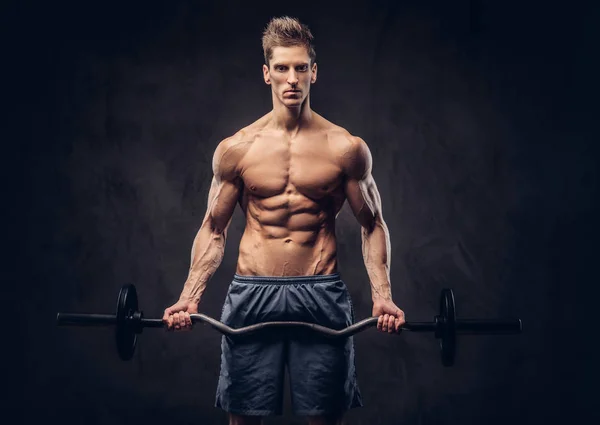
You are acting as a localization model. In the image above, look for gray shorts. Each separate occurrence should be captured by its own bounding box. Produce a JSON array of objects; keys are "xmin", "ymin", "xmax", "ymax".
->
[{"xmin": 214, "ymin": 273, "xmax": 363, "ymax": 416}]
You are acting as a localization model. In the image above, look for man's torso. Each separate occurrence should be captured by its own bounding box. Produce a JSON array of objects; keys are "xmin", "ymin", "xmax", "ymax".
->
[{"xmin": 225, "ymin": 112, "xmax": 358, "ymax": 276}]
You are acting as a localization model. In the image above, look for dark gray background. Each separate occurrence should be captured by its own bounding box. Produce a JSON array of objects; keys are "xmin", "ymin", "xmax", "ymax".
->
[{"xmin": 6, "ymin": 0, "xmax": 599, "ymax": 424}]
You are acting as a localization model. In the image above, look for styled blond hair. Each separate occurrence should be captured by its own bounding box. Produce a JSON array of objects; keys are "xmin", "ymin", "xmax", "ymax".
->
[{"xmin": 262, "ymin": 16, "xmax": 316, "ymax": 66}]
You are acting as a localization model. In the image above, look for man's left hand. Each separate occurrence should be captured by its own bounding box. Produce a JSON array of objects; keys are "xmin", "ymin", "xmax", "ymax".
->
[{"xmin": 372, "ymin": 299, "xmax": 406, "ymax": 333}]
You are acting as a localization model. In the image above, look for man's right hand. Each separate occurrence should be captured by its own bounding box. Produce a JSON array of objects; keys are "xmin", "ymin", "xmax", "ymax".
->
[{"xmin": 162, "ymin": 300, "xmax": 199, "ymax": 331}]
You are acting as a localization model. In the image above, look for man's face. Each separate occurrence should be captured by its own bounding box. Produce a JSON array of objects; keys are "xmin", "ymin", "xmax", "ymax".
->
[{"xmin": 263, "ymin": 45, "xmax": 317, "ymax": 107}]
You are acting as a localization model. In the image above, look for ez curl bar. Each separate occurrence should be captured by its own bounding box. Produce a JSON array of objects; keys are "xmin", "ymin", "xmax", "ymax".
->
[{"xmin": 56, "ymin": 284, "xmax": 522, "ymax": 366}]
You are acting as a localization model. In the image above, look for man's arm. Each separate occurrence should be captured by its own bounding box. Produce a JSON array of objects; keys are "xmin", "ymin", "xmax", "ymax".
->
[
  {"xmin": 176, "ymin": 137, "xmax": 243, "ymax": 304},
  {"xmin": 343, "ymin": 136, "xmax": 404, "ymax": 332},
  {"xmin": 343, "ymin": 136, "xmax": 392, "ymax": 301}
]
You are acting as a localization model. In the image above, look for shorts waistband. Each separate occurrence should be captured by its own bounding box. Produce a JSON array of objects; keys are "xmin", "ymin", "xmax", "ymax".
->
[{"xmin": 232, "ymin": 273, "xmax": 341, "ymax": 285}]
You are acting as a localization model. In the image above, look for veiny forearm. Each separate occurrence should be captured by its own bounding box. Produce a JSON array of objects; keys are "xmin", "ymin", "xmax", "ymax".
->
[
  {"xmin": 178, "ymin": 222, "xmax": 227, "ymax": 304},
  {"xmin": 362, "ymin": 217, "xmax": 392, "ymax": 301}
]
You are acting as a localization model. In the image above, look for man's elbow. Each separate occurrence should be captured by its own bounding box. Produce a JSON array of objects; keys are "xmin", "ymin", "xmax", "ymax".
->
[
  {"xmin": 200, "ymin": 214, "xmax": 229, "ymax": 237},
  {"xmin": 359, "ymin": 211, "xmax": 384, "ymax": 234}
]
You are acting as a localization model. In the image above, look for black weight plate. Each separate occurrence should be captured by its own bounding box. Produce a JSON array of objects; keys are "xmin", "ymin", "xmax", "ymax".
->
[
  {"xmin": 439, "ymin": 288, "xmax": 456, "ymax": 367},
  {"xmin": 116, "ymin": 284, "xmax": 138, "ymax": 361}
]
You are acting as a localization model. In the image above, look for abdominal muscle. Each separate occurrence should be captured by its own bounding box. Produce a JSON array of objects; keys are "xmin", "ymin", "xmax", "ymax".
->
[{"xmin": 235, "ymin": 191, "xmax": 340, "ymax": 276}]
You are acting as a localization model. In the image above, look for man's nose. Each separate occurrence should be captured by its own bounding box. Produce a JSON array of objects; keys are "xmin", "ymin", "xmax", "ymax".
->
[{"xmin": 287, "ymin": 70, "xmax": 299, "ymax": 85}]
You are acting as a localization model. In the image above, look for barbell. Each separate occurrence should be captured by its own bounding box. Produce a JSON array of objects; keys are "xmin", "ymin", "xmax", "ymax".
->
[{"xmin": 56, "ymin": 284, "xmax": 522, "ymax": 366}]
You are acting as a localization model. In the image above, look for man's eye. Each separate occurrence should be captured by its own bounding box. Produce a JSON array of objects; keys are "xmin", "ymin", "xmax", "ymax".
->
[{"xmin": 297, "ymin": 66, "xmax": 308, "ymax": 72}]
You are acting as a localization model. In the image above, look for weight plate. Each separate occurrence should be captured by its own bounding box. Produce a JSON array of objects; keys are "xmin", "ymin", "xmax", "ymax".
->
[
  {"xmin": 116, "ymin": 284, "xmax": 138, "ymax": 361},
  {"xmin": 439, "ymin": 288, "xmax": 456, "ymax": 367}
]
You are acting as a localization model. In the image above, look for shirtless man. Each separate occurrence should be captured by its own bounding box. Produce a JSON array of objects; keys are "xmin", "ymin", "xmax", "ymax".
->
[{"xmin": 162, "ymin": 16, "xmax": 406, "ymax": 425}]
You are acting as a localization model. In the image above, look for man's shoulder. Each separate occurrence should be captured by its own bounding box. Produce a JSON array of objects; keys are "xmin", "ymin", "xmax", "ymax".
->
[
  {"xmin": 314, "ymin": 113, "xmax": 367, "ymax": 148},
  {"xmin": 311, "ymin": 115, "xmax": 369, "ymax": 164},
  {"xmin": 314, "ymin": 115, "xmax": 371, "ymax": 177},
  {"xmin": 218, "ymin": 113, "xmax": 271, "ymax": 150},
  {"xmin": 212, "ymin": 114, "xmax": 271, "ymax": 177}
]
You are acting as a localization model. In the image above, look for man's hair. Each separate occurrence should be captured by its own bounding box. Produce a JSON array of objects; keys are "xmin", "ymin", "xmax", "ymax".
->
[{"xmin": 262, "ymin": 16, "xmax": 316, "ymax": 66}]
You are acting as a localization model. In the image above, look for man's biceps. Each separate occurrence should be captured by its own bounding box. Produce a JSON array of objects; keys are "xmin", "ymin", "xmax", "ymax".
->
[
  {"xmin": 204, "ymin": 179, "xmax": 238, "ymax": 218},
  {"xmin": 345, "ymin": 180, "xmax": 370, "ymax": 217},
  {"xmin": 218, "ymin": 181, "xmax": 242, "ymax": 209},
  {"xmin": 360, "ymin": 174, "xmax": 384, "ymax": 207},
  {"xmin": 357, "ymin": 177, "xmax": 380, "ymax": 208},
  {"xmin": 209, "ymin": 196, "xmax": 238, "ymax": 233},
  {"xmin": 344, "ymin": 179, "xmax": 361, "ymax": 203}
]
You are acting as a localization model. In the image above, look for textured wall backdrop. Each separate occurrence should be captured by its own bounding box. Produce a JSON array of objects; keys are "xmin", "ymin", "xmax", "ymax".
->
[{"xmin": 6, "ymin": 0, "xmax": 598, "ymax": 424}]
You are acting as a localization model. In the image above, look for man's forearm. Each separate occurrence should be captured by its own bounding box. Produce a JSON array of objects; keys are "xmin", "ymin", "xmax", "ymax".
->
[
  {"xmin": 178, "ymin": 223, "xmax": 227, "ymax": 304},
  {"xmin": 361, "ymin": 217, "xmax": 392, "ymax": 301}
]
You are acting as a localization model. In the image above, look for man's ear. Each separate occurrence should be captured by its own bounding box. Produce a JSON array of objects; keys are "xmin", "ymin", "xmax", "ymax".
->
[
  {"xmin": 311, "ymin": 62, "xmax": 317, "ymax": 84},
  {"xmin": 263, "ymin": 64, "xmax": 271, "ymax": 84}
]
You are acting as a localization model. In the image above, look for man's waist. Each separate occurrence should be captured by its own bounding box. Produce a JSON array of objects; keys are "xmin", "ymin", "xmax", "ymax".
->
[{"xmin": 232, "ymin": 273, "xmax": 341, "ymax": 285}]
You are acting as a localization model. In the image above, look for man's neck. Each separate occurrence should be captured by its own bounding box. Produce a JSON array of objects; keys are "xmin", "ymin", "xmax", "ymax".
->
[{"xmin": 271, "ymin": 95, "xmax": 313, "ymax": 136}]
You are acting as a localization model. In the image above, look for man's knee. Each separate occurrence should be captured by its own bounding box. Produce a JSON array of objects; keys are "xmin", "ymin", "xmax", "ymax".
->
[
  {"xmin": 228, "ymin": 413, "xmax": 263, "ymax": 425},
  {"xmin": 307, "ymin": 413, "xmax": 345, "ymax": 425}
]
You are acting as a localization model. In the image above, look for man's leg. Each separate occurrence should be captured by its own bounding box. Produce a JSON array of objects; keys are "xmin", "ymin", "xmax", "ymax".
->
[
  {"xmin": 229, "ymin": 413, "xmax": 264, "ymax": 425},
  {"xmin": 307, "ymin": 413, "xmax": 345, "ymax": 425},
  {"xmin": 215, "ymin": 276, "xmax": 288, "ymax": 417},
  {"xmin": 286, "ymin": 275, "xmax": 363, "ymax": 418}
]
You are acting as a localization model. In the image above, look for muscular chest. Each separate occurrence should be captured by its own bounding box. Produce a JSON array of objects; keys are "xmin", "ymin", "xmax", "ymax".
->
[{"xmin": 240, "ymin": 135, "xmax": 343, "ymax": 199}]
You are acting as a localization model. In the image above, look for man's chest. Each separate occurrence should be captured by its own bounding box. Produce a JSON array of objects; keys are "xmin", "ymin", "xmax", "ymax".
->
[{"xmin": 239, "ymin": 135, "xmax": 345, "ymax": 199}]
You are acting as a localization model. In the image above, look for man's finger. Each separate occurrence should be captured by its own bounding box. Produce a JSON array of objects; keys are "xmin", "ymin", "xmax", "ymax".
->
[
  {"xmin": 387, "ymin": 315, "xmax": 395, "ymax": 333},
  {"xmin": 394, "ymin": 317, "xmax": 403, "ymax": 333},
  {"xmin": 172, "ymin": 312, "xmax": 180, "ymax": 330}
]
